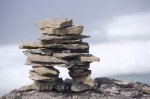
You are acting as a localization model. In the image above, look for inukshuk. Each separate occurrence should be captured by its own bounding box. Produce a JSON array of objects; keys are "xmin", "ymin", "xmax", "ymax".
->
[{"xmin": 19, "ymin": 18, "xmax": 99, "ymax": 91}]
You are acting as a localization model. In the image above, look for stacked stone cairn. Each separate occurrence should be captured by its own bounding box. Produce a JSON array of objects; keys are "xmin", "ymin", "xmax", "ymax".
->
[{"xmin": 19, "ymin": 18, "xmax": 100, "ymax": 92}]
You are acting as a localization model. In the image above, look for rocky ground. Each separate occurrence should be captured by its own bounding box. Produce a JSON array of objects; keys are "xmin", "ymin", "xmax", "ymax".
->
[{"xmin": 1, "ymin": 77, "xmax": 150, "ymax": 99}]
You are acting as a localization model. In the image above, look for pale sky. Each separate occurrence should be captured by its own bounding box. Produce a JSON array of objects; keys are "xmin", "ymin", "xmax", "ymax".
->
[{"xmin": 0, "ymin": 0, "xmax": 150, "ymax": 45}]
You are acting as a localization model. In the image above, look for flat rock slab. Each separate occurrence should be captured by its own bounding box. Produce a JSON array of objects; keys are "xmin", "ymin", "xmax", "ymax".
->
[
  {"xmin": 29, "ymin": 48, "xmax": 88, "ymax": 54},
  {"xmin": 78, "ymin": 54, "xmax": 100, "ymax": 62},
  {"xmin": 25, "ymin": 59, "xmax": 71, "ymax": 67},
  {"xmin": 41, "ymin": 39, "xmax": 82, "ymax": 44},
  {"xmin": 32, "ymin": 66, "xmax": 60, "ymax": 76},
  {"xmin": 52, "ymin": 53, "xmax": 81, "ymax": 58},
  {"xmin": 27, "ymin": 49, "xmax": 53, "ymax": 55},
  {"xmin": 25, "ymin": 52, "xmax": 68, "ymax": 63},
  {"xmin": 40, "ymin": 34, "xmax": 90, "ymax": 40},
  {"xmin": 36, "ymin": 18, "xmax": 72, "ymax": 28},
  {"xmin": 26, "ymin": 59, "xmax": 90, "ymax": 68},
  {"xmin": 19, "ymin": 41, "xmax": 89, "ymax": 50},
  {"xmin": 28, "ymin": 49, "xmax": 71, "ymax": 55},
  {"xmin": 29, "ymin": 70, "xmax": 58, "ymax": 82},
  {"xmin": 115, "ymin": 81, "xmax": 134, "ymax": 88},
  {"xmin": 25, "ymin": 50, "xmax": 99, "ymax": 63},
  {"xmin": 40, "ymin": 26, "xmax": 83, "ymax": 35}
]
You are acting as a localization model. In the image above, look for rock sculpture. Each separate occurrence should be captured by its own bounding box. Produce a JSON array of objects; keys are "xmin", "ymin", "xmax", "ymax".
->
[{"xmin": 19, "ymin": 18, "xmax": 99, "ymax": 91}]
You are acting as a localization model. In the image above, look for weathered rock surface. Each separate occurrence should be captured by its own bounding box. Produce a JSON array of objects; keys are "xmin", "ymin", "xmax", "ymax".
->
[
  {"xmin": 142, "ymin": 87, "xmax": 150, "ymax": 94},
  {"xmin": 115, "ymin": 80, "xmax": 134, "ymax": 88},
  {"xmin": 32, "ymin": 66, "xmax": 60, "ymax": 76},
  {"xmin": 25, "ymin": 52, "xmax": 68, "ymax": 63},
  {"xmin": 78, "ymin": 54, "xmax": 100, "ymax": 62},
  {"xmin": 71, "ymin": 82, "xmax": 92, "ymax": 92},
  {"xmin": 25, "ymin": 59, "xmax": 70, "ymax": 67},
  {"xmin": 1, "ymin": 77, "xmax": 150, "ymax": 99},
  {"xmin": 40, "ymin": 34, "xmax": 90, "ymax": 40},
  {"xmin": 29, "ymin": 70, "xmax": 58, "ymax": 82},
  {"xmin": 36, "ymin": 18, "xmax": 73, "ymax": 28},
  {"xmin": 40, "ymin": 25, "xmax": 83, "ymax": 35},
  {"xmin": 41, "ymin": 39, "xmax": 82, "ymax": 44},
  {"xmin": 30, "ymin": 48, "xmax": 89, "ymax": 54},
  {"xmin": 19, "ymin": 41, "xmax": 89, "ymax": 50},
  {"xmin": 71, "ymin": 75, "xmax": 94, "ymax": 87},
  {"xmin": 52, "ymin": 53, "xmax": 81, "ymax": 58}
]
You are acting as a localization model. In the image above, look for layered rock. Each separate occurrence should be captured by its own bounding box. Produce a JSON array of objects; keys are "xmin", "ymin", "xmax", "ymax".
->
[
  {"xmin": 19, "ymin": 18, "xmax": 99, "ymax": 92},
  {"xmin": 1, "ymin": 78, "xmax": 150, "ymax": 99}
]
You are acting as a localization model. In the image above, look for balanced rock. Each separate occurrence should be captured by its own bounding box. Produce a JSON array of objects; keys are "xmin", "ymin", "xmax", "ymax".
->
[
  {"xmin": 78, "ymin": 54, "xmax": 100, "ymax": 62},
  {"xmin": 36, "ymin": 18, "xmax": 72, "ymax": 28},
  {"xmin": 25, "ymin": 59, "xmax": 71, "ymax": 67},
  {"xmin": 71, "ymin": 75, "xmax": 94, "ymax": 87},
  {"xmin": 29, "ymin": 70, "xmax": 58, "ymax": 82},
  {"xmin": 41, "ymin": 39, "xmax": 82, "ymax": 44},
  {"xmin": 40, "ymin": 34, "xmax": 90, "ymax": 41},
  {"xmin": 19, "ymin": 41, "xmax": 89, "ymax": 50},
  {"xmin": 32, "ymin": 66, "xmax": 60, "ymax": 76},
  {"xmin": 40, "ymin": 25, "xmax": 83, "ymax": 35},
  {"xmin": 25, "ymin": 52, "xmax": 68, "ymax": 63}
]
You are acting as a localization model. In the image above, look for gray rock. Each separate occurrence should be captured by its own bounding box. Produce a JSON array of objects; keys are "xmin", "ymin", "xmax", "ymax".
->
[
  {"xmin": 69, "ymin": 60, "xmax": 90, "ymax": 66},
  {"xmin": 78, "ymin": 54, "xmax": 100, "ymax": 62},
  {"xmin": 25, "ymin": 59, "xmax": 73, "ymax": 68},
  {"xmin": 115, "ymin": 80, "xmax": 133, "ymax": 88},
  {"xmin": 40, "ymin": 34, "xmax": 90, "ymax": 40},
  {"xmin": 18, "ymin": 84, "xmax": 36, "ymax": 92},
  {"xmin": 68, "ymin": 68, "xmax": 87, "ymax": 74},
  {"xmin": 71, "ymin": 82, "xmax": 91, "ymax": 92},
  {"xmin": 68, "ymin": 65, "xmax": 90, "ymax": 69},
  {"xmin": 142, "ymin": 86, "xmax": 150, "ymax": 94},
  {"xmin": 29, "ymin": 49, "xmax": 53, "ymax": 55},
  {"xmin": 19, "ymin": 41, "xmax": 89, "ymax": 50},
  {"xmin": 33, "ymin": 80, "xmax": 63, "ymax": 91},
  {"xmin": 41, "ymin": 39, "xmax": 82, "ymax": 44},
  {"xmin": 25, "ymin": 59, "xmax": 68, "ymax": 67},
  {"xmin": 69, "ymin": 69, "xmax": 91, "ymax": 77},
  {"xmin": 40, "ymin": 25, "xmax": 83, "ymax": 35},
  {"xmin": 25, "ymin": 52, "xmax": 68, "ymax": 63},
  {"xmin": 1, "ymin": 77, "xmax": 150, "ymax": 99},
  {"xmin": 32, "ymin": 66, "xmax": 60, "ymax": 76},
  {"xmin": 29, "ymin": 70, "xmax": 59, "ymax": 82},
  {"xmin": 53, "ymin": 83, "xmax": 67, "ymax": 92},
  {"xmin": 102, "ymin": 87, "xmax": 119, "ymax": 95},
  {"xmin": 72, "ymin": 75, "xmax": 94, "ymax": 87},
  {"xmin": 29, "ymin": 48, "xmax": 72, "ymax": 54},
  {"xmin": 36, "ymin": 18, "xmax": 72, "ymax": 28},
  {"xmin": 52, "ymin": 53, "xmax": 81, "ymax": 58}
]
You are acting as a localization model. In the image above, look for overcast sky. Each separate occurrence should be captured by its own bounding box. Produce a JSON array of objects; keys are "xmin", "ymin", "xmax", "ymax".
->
[{"xmin": 0, "ymin": 0, "xmax": 150, "ymax": 45}]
